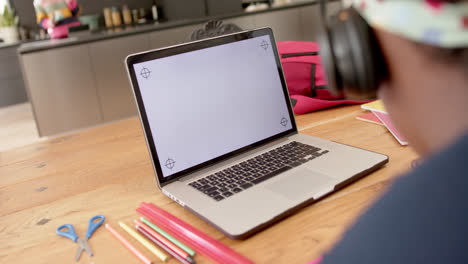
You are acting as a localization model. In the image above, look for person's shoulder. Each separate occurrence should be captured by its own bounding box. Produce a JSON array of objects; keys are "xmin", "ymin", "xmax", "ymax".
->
[
  {"xmin": 390, "ymin": 131, "xmax": 468, "ymax": 204},
  {"xmin": 408, "ymin": 132, "xmax": 468, "ymax": 184},
  {"xmin": 321, "ymin": 132, "xmax": 468, "ymax": 264}
]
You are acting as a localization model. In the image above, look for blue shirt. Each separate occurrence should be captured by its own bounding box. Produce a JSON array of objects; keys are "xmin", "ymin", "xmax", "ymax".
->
[{"xmin": 322, "ymin": 132, "xmax": 468, "ymax": 264}]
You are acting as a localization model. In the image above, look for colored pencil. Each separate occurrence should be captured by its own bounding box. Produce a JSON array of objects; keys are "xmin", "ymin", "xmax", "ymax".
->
[
  {"xmin": 119, "ymin": 221, "xmax": 169, "ymax": 262},
  {"xmin": 136, "ymin": 202, "xmax": 254, "ymax": 264},
  {"xmin": 135, "ymin": 219, "xmax": 195, "ymax": 264},
  {"xmin": 105, "ymin": 223, "xmax": 153, "ymax": 264},
  {"xmin": 140, "ymin": 217, "xmax": 196, "ymax": 257},
  {"xmin": 137, "ymin": 225, "xmax": 195, "ymax": 264}
]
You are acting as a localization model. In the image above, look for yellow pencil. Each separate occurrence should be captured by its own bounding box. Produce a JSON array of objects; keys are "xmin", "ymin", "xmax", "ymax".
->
[{"xmin": 119, "ymin": 221, "xmax": 169, "ymax": 262}]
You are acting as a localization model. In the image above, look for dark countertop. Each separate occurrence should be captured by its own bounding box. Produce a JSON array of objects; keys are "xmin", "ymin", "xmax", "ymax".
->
[
  {"xmin": 0, "ymin": 42, "xmax": 22, "ymax": 49},
  {"xmin": 0, "ymin": 39, "xmax": 40, "ymax": 50},
  {"xmin": 18, "ymin": 0, "xmax": 321, "ymax": 55}
]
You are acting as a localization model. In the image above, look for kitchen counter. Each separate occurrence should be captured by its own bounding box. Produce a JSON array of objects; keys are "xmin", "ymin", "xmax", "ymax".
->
[
  {"xmin": 18, "ymin": 0, "xmax": 329, "ymax": 54},
  {"xmin": 0, "ymin": 42, "xmax": 21, "ymax": 49}
]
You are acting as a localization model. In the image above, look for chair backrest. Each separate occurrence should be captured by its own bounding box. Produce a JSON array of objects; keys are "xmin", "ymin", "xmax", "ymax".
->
[{"xmin": 187, "ymin": 20, "xmax": 243, "ymax": 42}]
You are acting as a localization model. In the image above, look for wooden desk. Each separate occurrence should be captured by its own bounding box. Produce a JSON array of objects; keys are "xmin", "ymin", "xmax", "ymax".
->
[{"xmin": 0, "ymin": 105, "xmax": 417, "ymax": 264}]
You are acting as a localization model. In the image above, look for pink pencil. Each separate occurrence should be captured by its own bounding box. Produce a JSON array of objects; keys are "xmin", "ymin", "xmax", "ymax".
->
[{"xmin": 105, "ymin": 223, "xmax": 153, "ymax": 264}]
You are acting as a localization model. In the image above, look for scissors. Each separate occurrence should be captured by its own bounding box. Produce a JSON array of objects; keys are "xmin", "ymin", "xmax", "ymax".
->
[{"xmin": 56, "ymin": 215, "xmax": 105, "ymax": 262}]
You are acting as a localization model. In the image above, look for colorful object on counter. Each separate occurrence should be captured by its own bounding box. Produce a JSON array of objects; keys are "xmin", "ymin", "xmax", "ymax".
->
[
  {"xmin": 122, "ymin": 5, "xmax": 133, "ymax": 25},
  {"xmin": 135, "ymin": 219, "xmax": 196, "ymax": 264},
  {"xmin": 136, "ymin": 223, "xmax": 195, "ymax": 264},
  {"xmin": 105, "ymin": 223, "xmax": 153, "ymax": 264},
  {"xmin": 78, "ymin": 14, "xmax": 100, "ymax": 31},
  {"xmin": 111, "ymin": 6, "xmax": 122, "ymax": 27},
  {"xmin": 33, "ymin": 0, "xmax": 81, "ymax": 39},
  {"xmin": 56, "ymin": 215, "xmax": 105, "ymax": 262},
  {"xmin": 136, "ymin": 202, "xmax": 254, "ymax": 264},
  {"xmin": 132, "ymin": 9, "xmax": 139, "ymax": 24},
  {"xmin": 140, "ymin": 217, "xmax": 196, "ymax": 257},
  {"xmin": 103, "ymin": 7, "xmax": 113, "ymax": 28},
  {"xmin": 119, "ymin": 221, "xmax": 169, "ymax": 262}
]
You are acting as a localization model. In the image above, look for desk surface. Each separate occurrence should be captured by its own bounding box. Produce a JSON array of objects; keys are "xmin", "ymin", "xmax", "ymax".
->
[{"xmin": 0, "ymin": 105, "xmax": 417, "ymax": 264}]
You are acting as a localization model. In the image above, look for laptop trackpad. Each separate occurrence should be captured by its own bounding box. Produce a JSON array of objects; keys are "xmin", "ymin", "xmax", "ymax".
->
[{"xmin": 265, "ymin": 168, "xmax": 335, "ymax": 201}]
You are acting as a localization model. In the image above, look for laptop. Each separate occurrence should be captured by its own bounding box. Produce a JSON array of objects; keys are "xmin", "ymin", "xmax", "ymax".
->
[{"xmin": 125, "ymin": 28, "xmax": 388, "ymax": 239}]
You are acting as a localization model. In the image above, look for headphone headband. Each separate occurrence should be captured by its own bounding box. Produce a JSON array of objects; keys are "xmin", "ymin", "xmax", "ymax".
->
[{"xmin": 318, "ymin": 0, "xmax": 386, "ymax": 99}]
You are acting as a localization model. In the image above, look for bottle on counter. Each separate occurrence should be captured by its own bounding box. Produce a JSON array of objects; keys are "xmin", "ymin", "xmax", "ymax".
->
[
  {"xmin": 151, "ymin": 1, "xmax": 159, "ymax": 21},
  {"xmin": 38, "ymin": 28, "xmax": 47, "ymax": 40},
  {"xmin": 138, "ymin": 8, "xmax": 147, "ymax": 24},
  {"xmin": 103, "ymin": 7, "xmax": 113, "ymax": 28},
  {"xmin": 132, "ymin": 9, "xmax": 139, "ymax": 25},
  {"xmin": 122, "ymin": 5, "xmax": 132, "ymax": 25},
  {"xmin": 111, "ymin": 7, "xmax": 122, "ymax": 27}
]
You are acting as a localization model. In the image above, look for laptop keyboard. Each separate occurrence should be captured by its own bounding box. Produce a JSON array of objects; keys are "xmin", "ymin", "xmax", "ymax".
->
[{"xmin": 188, "ymin": 141, "xmax": 329, "ymax": 202}]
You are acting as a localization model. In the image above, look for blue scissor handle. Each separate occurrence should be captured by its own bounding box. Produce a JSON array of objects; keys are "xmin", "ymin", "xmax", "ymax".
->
[
  {"xmin": 56, "ymin": 224, "xmax": 79, "ymax": 242},
  {"xmin": 85, "ymin": 215, "xmax": 105, "ymax": 239}
]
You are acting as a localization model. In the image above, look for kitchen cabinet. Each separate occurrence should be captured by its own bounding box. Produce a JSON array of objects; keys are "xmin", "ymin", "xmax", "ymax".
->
[
  {"xmin": 21, "ymin": 45, "xmax": 102, "ymax": 136},
  {"xmin": 0, "ymin": 45, "xmax": 27, "ymax": 107},
  {"xmin": 89, "ymin": 34, "xmax": 150, "ymax": 122}
]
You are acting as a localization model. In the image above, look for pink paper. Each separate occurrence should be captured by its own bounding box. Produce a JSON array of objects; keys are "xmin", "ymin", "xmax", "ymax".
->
[
  {"xmin": 372, "ymin": 111, "xmax": 408, "ymax": 146},
  {"xmin": 307, "ymin": 256, "xmax": 323, "ymax": 264},
  {"xmin": 356, "ymin": 112, "xmax": 384, "ymax": 125}
]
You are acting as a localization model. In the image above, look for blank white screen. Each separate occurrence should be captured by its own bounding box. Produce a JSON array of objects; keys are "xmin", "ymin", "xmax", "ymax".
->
[{"xmin": 134, "ymin": 35, "xmax": 293, "ymax": 177}]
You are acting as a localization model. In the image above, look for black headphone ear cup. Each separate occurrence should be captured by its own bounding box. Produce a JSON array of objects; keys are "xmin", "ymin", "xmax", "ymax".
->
[
  {"xmin": 318, "ymin": 23, "xmax": 342, "ymax": 96},
  {"xmin": 330, "ymin": 13, "xmax": 360, "ymax": 94},
  {"xmin": 328, "ymin": 8, "xmax": 387, "ymax": 99}
]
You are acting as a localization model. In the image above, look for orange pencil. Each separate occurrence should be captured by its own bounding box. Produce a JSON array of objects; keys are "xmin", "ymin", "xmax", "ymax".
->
[{"xmin": 105, "ymin": 223, "xmax": 153, "ymax": 264}]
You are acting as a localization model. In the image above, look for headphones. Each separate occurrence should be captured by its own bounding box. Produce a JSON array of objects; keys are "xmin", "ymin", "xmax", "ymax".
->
[{"xmin": 318, "ymin": 0, "xmax": 388, "ymax": 99}]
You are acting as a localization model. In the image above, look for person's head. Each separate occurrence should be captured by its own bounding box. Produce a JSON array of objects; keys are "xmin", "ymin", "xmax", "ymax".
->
[
  {"xmin": 374, "ymin": 0, "xmax": 468, "ymax": 157},
  {"xmin": 375, "ymin": 27, "xmax": 468, "ymax": 157},
  {"xmin": 322, "ymin": 0, "xmax": 468, "ymax": 157}
]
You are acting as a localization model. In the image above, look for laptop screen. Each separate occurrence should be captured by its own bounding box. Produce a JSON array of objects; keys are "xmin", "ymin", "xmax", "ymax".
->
[{"xmin": 129, "ymin": 29, "xmax": 295, "ymax": 181}]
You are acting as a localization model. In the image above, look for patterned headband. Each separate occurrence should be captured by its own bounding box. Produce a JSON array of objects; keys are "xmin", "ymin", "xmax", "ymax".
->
[{"xmin": 348, "ymin": 0, "xmax": 468, "ymax": 48}]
